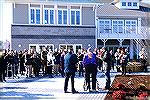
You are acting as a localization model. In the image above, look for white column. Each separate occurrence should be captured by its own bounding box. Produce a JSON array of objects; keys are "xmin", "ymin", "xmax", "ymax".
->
[
  {"xmin": 136, "ymin": 39, "xmax": 139, "ymax": 59},
  {"xmin": 54, "ymin": 4, "xmax": 57, "ymax": 25},
  {"xmin": 130, "ymin": 39, "xmax": 133, "ymax": 59},
  {"xmin": 117, "ymin": 39, "xmax": 124, "ymax": 47},
  {"xmin": 138, "ymin": 18, "xmax": 141, "ymax": 37},
  {"xmin": 101, "ymin": 39, "xmax": 107, "ymax": 47},
  {"xmin": 95, "ymin": 18, "xmax": 98, "ymax": 48}
]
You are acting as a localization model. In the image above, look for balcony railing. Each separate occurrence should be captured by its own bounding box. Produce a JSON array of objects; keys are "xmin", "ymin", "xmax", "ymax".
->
[{"xmin": 97, "ymin": 26, "xmax": 148, "ymax": 40}]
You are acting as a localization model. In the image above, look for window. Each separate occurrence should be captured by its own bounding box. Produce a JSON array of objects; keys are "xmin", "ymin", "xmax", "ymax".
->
[
  {"xmin": 44, "ymin": 10, "xmax": 48, "ymax": 24},
  {"xmin": 99, "ymin": 20, "xmax": 111, "ymax": 34},
  {"xmin": 50, "ymin": 10, "xmax": 54, "ymax": 24},
  {"xmin": 76, "ymin": 11, "xmax": 80, "ymax": 25},
  {"xmin": 112, "ymin": 20, "xmax": 124, "ymax": 34},
  {"xmin": 99, "ymin": 21, "xmax": 104, "ymax": 33},
  {"xmin": 122, "ymin": 2, "xmax": 126, "ymax": 6},
  {"xmin": 30, "ymin": 8, "xmax": 41, "ymax": 24},
  {"xmin": 63, "ymin": 10, "xmax": 67, "ymax": 24},
  {"xmin": 31, "ymin": 9, "xmax": 35, "ymax": 24},
  {"xmin": 128, "ymin": 2, "xmax": 132, "ymax": 6},
  {"xmin": 58, "ymin": 9, "xmax": 67, "ymax": 25},
  {"xmin": 118, "ymin": 20, "xmax": 124, "ymax": 33},
  {"xmin": 58, "ymin": 10, "xmax": 62, "ymax": 24},
  {"xmin": 125, "ymin": 20, "xmax": 137, "ymax": 34},
  {"xmin": 44, "ymin": 8, "xmax": 54, "ymax": 24},
  {"xmin": 70, "ymin": 9, "xmax": 81, "ymax": 25},
  {"xmin": 59, "ymin": 44, "xmax": 82, "ymax": 54},
  {"xmin": 133, "ymin": 2, "xmax": 137, "ymax": 6},
  {"xmin": 36, "ymin": 9, "xmax": 40, "ymax": 24},
  {"xmin": 112, "ymin": 21, "xmax": 117, "ymax": 34},
  {"xmin": 29, "ymin": 44, "xmax": 54, "ymax": 53}
]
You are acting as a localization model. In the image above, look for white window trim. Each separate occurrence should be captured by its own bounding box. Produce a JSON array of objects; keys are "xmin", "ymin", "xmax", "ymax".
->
[
  {"xmin": 125, "ymin": 20, "xmax": 137, "ymax": 34},
  {"xmin": 43, "ymin": 8, "xmax": 55, "ymax": 25},
  {"xmin": 70, "ymin": 9, "xmax": 81, "ymax": 26},
  {"xmin": 112, "ymin": 20, "xmax": 124, "ymax": 34},
  {"xmin": 57, "ymin": 9, "xmax": 68, "ymax": 25},
  {"xmin": 29, "ymin": 7, "xmax": 41, "ymax": 25}
]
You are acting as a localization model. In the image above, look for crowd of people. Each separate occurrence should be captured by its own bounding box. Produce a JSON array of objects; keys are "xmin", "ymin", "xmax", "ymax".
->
[{"xmin": 0, "ymin": 46, "xmax": 148, "ymax": 93}]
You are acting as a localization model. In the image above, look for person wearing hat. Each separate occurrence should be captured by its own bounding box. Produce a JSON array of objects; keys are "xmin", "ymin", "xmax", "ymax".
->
[
  {"xmin": 83, "ymin": 47, "xmax": 97, "ymax": 92},
  {"xmin": 64, "ymin": 48, "xmax": 79, "ymax": 94}
]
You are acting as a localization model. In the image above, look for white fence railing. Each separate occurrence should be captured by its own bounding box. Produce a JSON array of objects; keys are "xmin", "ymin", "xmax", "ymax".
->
[{"xmin": 97, "ymin": 26, "xmax": 148, "ymax": 40}]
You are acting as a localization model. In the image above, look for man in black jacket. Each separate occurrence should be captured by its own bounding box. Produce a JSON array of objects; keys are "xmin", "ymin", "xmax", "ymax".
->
[
  {"xmin": 64, "ymin": 48, "xmax": 78, "ymax": 94},
  {"xmin": 0, "ymin": 51, "xmax": 7, "ymax": 82},
  {"xmin": 102, "ymin": 48, "xmax": 111, "ymax": 90}
]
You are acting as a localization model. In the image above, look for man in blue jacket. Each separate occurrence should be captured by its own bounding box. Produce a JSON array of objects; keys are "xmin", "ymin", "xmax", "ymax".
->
[{"xmin": 64, "ymin": 48, "xmax": 78, "ymax": 94}]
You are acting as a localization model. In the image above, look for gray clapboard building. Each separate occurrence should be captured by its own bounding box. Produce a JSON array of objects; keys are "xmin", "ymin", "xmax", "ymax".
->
[{"xmin": 10, "ymin": 0, "xmax": 150, "ymax": 59}]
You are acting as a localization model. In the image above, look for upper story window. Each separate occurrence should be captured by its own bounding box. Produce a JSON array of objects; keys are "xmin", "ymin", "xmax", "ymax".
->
[
  {"xmin": 120, "ymin": 2, "xmax": 139, "ymax": 9},
  {"xmin": 122, "ymin": 2, "xmax": 126, "ymax": 6},
  {"xmin": 99, "ymin": 20, "xmax": 111, "ymax": 34},
  {"xmin": 44, "ymin": 8, "xmax": 54, "ymax": 24},
  {"xmin": 125, "ymin": 20, "xmax": 137, "ymax": 34},
  {"xmin": 58, "ymin": 9, "xmax": 67, "ymax": 25},
  {"xmin": 30, "ymin": 7, "xmax": 41, "ymax": 24},
  {"xmin": 70, "ymin": 9, "xmax": 81, "ymax": 25},
  {"xmin": 128, "ymin": 2, "xmax": 132, "ymax": 6},
  {"xmin": 112, "ymin": 20, "xmax": 124, "ymax": 34},
  {"xmin": 133, "ymin": 2, "xmax": 137, "ymax": 6}
]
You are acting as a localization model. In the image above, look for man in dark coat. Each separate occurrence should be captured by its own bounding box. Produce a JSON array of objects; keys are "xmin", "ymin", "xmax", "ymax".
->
[
  {"xmin": 64, "ymin": 48, "xmax": 78, "ymax": 94},
  {"xmin": 0, "ymin": 52, "xmax": 7, "ymax": 82},
  {"xmin": 102, "ymin": 48, "xmax": 111, "ymax": 90}
]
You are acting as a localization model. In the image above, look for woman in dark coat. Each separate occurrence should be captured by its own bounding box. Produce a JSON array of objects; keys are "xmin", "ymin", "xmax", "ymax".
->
[{"xmin": 19, "ymin": 51, "xmax": 25, "ymax": 75}]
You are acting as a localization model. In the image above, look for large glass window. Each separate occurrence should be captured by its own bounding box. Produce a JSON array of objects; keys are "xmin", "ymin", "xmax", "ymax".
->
[
  {"xmin": 44, "ymin": 8, "xmax": 54, "ymax": 24},
  {"xmin": 112, "ymin": 21, "xmax": 117, "ymax": 34},
  {"xmin": 36, "ymin": 9, "xmax": 40, "ymax": 24},
  {"xmin": 58, "ymin": 9, "xmax": 67, "ymax": 25},
  {"xmin": 118, "ymin": 20, "xmax": 124, "ymax": 33},
  {"xmin": 76, "ymin": 11, "xmax": 80, "ymax": 25},
  {"xmin": 63, "ymin": 10, "xmax": 67, "ymax": 24},
  {"xmin": 71, "ymin": 11, "xmax": 75, "ymax": 25},
  {"xmin": 112, "ymin": 20, "xmax": 124, "ymax": 34},
  {"xmin": 31, "ymin": 9, "xmax": 35, "ymax": 24},
  {"xmin": 71, "ymin": 10, "xmax": 80, "ymax": 25},
  {"xmin": 58, "ymin": 10, "xmax": 62, "ymax": 24},
  {"xmin": 99, "ymin": 21, "xmax": 104, "ymax": 33},
  {"xmin": 50, "ymin": 10, "xmax": 54, "ymax": 24},
  {"xmin": 99, "ymin": 20, "xmax": 111, "ymax": 34},
  {"xmin": 30, "ymin": 8, "xmax": 41, "ymax": 24},
  {"xmin": 44, "ymin": 9, "xmax": 49, "ymax": 24},
  {"xmin": 125, "ymin": 20, "xmax": 137, "ymax": 34}
]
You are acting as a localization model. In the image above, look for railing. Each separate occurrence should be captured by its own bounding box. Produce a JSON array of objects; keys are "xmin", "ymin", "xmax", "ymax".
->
[{"xmin": 97, "ymin": 26, "xmax": 148, "ymax": 40}]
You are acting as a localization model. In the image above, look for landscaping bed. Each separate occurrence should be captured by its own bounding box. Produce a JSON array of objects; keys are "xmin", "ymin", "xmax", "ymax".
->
[{"xmin": 104, "ymin": 75, "xmax": 150, "ymax": 100}]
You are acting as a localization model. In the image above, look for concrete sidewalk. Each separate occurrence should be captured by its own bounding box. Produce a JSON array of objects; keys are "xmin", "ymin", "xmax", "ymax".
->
[{"xmin": 0, "ymin": 71, "xmax": 149, "ymax": 100}]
